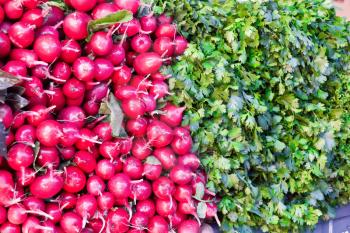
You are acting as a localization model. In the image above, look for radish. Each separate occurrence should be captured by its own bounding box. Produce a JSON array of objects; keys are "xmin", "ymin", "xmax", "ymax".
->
[
  {"xmin": 171, "ymin": 127, "xmax": 193, "ymax": 155},
  {"xmin": 27, "ymin": 105, "xmax": 55, "ymax": 127},
  {"xmin": 148, "ymin": 216, "xmax": 169, "ymax": 233},
  {"xmin": 63, "ymin": 12, "xmax": 90, "ymax": 40},
  {"xmin": 174, "ymin": 35, "xmax": 188, "ymax": 55},
  {"xmin": 75, "ymin": 194, "xmax": 97, "ymax": 222},
  {"xmin": 178, "ymin": 200, "xmax": 199, "ymax": 223},
  {"xmin": 37, "ymin": 146, "xmax": 60, "ymax": 168},
  {"xmin": 114, "ymin": 0, "xmax": 140, "ymax": 14},
  {"xmin": 149, "ymin": 80, "xmax": 170, "ymax": 99},
  {"xmin": 0, "ymin": 206, "xmax": 6, "ymax": 224},
  {"xmin": 0, "ymin": 104, "xmax": 13, "ymax": 128},
  {"xmin": 114, "ymin": 85, "xmax": 138, "ymax": 100},
  {"xmin": 92, "ymin": 3, "xmax": 119, "ymax": 20},
  {"xmin": 143, "ymin": 156, "xmax": 162, "ymax": 181},
  {"xmin": 8, "ymin": 22, "xmax": 34, "ymax": 48},
  {"xmin": 60, "ymin": 39, "xmax": 82, "ymax": 64},
  {"xmin": 136, "ymin": 199, "xmax": 155, "ymax": 217},
  {"xmin": 130, "ymin": 75, "xmax": 152, "ymax": 91},
  {"xmin": 22, "ymin": 9, "xmax": 44, "ymax": 28},
  {"xmin": 16, "ymin": 167, "xmax": 35, "ymax": 186},
  {"xmin": 62, "ymin": 78, "xmax": 86, "ymax": 99},
  {"xmin": 123, "ymin": 156, "xmax": 143, "ymax": 179},
  {"xmin": 58, "ymin": 106, "xmax": 86, "ymax": 128},
  {"xmin": 52, "ymin": 62, "xmax": 72, "ymax": 83},
  {"xmin": 112, "ymin": 65, "xmax": 132, "ymax": 85},
  {"xmin": 126, "ymin": 117, "xmax": 148, "ymax": 136},
  {"xmin": 156, "ymin": 198, "xmax": 177, "ymax": 216},
  {"xmin": 121, "ymin": 97, "xmax": 146, "ymax": 119},
  {"xmin": 73, "ymin": 56, "xmax": 96, "ymax": 82},
  {"xmin": 0, "ymin": 6, "xmax": 3, "ymax": 23},
  {"xmin": 34, "ymin": 34, "xmax": 62, "ymax": 63},
  {"xmin": 107, "ymin": 44, "xmax": 125, "ymax": 65},
  {"xmin": 97, "ymin": 192, "xmax": 114, "ymax": 210},
  {"xmin": 174, "ymin": 185, "xmax": 193, "ymax": 202},
  {"xmin": 75, "ymin": 128, "xmax": 98, "ymax": 150},
  {"xmin": 130, "ymin": 180, "xmax": 152, "ymax": 201},
  {"xmin": 131, "ymin": 137, "xmax": 152, "ymax": 160},
  {"xmin": 45, "ymin": 203, "xmax": 62, "ymax": 223},
  {"xmin": 44, "ymin": 6, "xmax": 64, "ymax": 26},
  {"xmin": 57, "ymin": 192, "xmax": 77, "ymax": 210},
  {"xmin": 0, "ymin": 222, "xmax": 20, "ymax": 233},
  {"xmin": 87, "ymin": 175, "xmax": 105, "ymax": 196},
  {"xmin": 94, "ymin": 122, "xmax": 112, "ymax": 141},
  {"xmin": 147, "ymin": 120, "xmax": 173, "ymax": 148},
  {"xmin": 131, "ymin": 34, "xmax": 152, "ymax": 53},
  {"xmin": 108, "ymin": 173, "xmax": 131, "ymax": 198},
  {"xmin": 160, "ymin": 103, "xmax": 185, "ymax": 127},
  {"xmin": 99, "ymin": 141, "xmax": 120, "ymax": 159},
  {"xmin": 0, "ymin": 32, "xmax": 10, "ymax": 58},
  {"xmin": 21, "ymin": 216, "xmax": 41, "ymax": 233},
  {"xmin": 60, "ymin": 211, "xmax": 83, "ymax": 233},
  {"xmin": 30, "ymin": 170, "xmax": 64, "ymax": 199},
  {"xmin": 169, "ymin": 165, "xmax": 193, "ymax": 185},
  {"xmin": 3, "ymin": 60, "xmax": 28, "ymax": 77},
  {"xmin": 153, "ymin": 147, "xmax": 177, "ymax": 170},
  {"xmin": 130, "ymin": 212, "xmax": 148, "ymax": 230},
  {"xmin": 74, "ymin": 150, "xmax": 97, "ymax": 173},
  {"xmin": 177, "ymin": 219, "xmax": 200, "ymax": 233},
  {"xmin": 71, "ymin": 0, "xmax": 97, "ymax": 12},
  {"xmin": 90, "ymin": 31, "xmax": 113, "ymax": 56},
  {"xmin": 178, "ymin": 153, "xmax": 200, "ymax": 170},
  {"xmin": 7, "ymin": 204, "xmax": 27, "ymax": 225},
  {"xmin": 107, "ymin": 208, "xmax": 129, "ymax": 233},
  {"xmin": 23, "ymin": 196, "xmax": 45, "ymax": 212},
  {"xmin": 153, "ymin": 37, "xmax": 175, "ymax": 57},
  {"xmin": 152, "ymin": 176, "xmax": 175, "ymax": 200},
  {"xmin": 151, "ymin": 72, "xmax": 171, "ymax": 81},
  {"xmin": 10, "ymin": 49, "xmax": 44, "ymax": 68},
  {"xmin": 126, "ymin": 51, "xmax": 137, "ymax": 66},
  {"xmin": 60, "ymin": 123, "xmax": 79, "ymax": 147},
  {"xmin": 96, "ymin": 159, "xmax": 116, "ymax": 180},
  {"xmin": 133, "ymin": 52, "xmax": 163, "ymax": 75},
  {"xmin": 118, "ymin": 18, "xmax": 141, "ymax": 37},
  {"xmin": 94, "ymin": 58, "xmax": 114, "ymax": 81},
  {"xmin": 169, "ymin": 211, "xmax": 186, "ymax": 227},
  {"xmin": 7, "ymin": 143, "xmax": 34, "ymax": 171},
  {"xmin": 63, "ymin": 166, "xmax": 86, "ymax": 193},
  {"xmin": 59, "ymin": 146, "xmax": 76, "ymax": 160},
  {"xmin": 140, "ymin": 15, "xmax": 157, "ymax": 33},
  {"xmin": 35, "ymin": 25, "xmax": 60, "ymax": 39},
  {"xmin": 155, "ymin": 23, "xmax": 176, "ymax": 38},
  {"xmin": 22, "ymin": 0, "xmax": 40, "ymax": 9},
  {"xmin": 36, "ymin": 120, "xmax": 62, "ymax": 147},
  {"xmin": 157, "ymin": 14, "xmax": 173, "ymax": 25},
  {"xmin": 4, "ymin": 1, "xmax": 23, "ymax": 20}
]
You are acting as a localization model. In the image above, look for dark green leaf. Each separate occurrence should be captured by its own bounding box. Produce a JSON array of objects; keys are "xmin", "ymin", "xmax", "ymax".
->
[{"xmin": 88, "ymin": 10, "xmax": 133, "ymax": 33}]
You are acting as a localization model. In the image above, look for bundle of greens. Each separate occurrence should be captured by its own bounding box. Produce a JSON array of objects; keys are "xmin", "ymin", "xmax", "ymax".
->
[{"xmin": 152, "ymin": 0, "xmax": 350, "ymax": 232}]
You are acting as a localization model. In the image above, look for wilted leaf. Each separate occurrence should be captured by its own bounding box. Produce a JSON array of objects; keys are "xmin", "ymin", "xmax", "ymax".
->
[
  {"xmin": 194, "ymin": 182, "xmax": 205, "ymax": 200},
  {"xmin": 0, "ymin": 122, "xmax": 7, "ymax": 159},
  {"xmin": 106, "ymin": 93, "xmax": 125, "ymax": 137},
  {"xmin": 197, "ymin": 202, "xmax": 207, "ymax": 219},
  {"xmin": 6, "ymin": 93, "xmax": 29, "ymax": 109},
  {"xmin": 0, "ymin": 70, "xmax": 21, "ymax": 90}
]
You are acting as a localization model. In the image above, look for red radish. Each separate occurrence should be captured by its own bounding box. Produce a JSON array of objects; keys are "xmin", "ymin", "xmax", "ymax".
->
[
  {"xmin": 61, "ymin": 39, "xmax": 82, "ymax": 64},
  {"xmin": 147, "ymin": 120, "xmax": 173, "ymax": 148},
  {"xmin": 153, "ymin": 37, "xmax": 175, "ymax": 57},
  {"xmin": 8, "ymin": 22, "xmax": 34, "ymax": 48},
  {"xmin": 23, "ymin": 196, "xmax": 45, "ymax": 212},
  {"xmin": 130, "ymin": 180, "xmax": 152, "ymax": 201},
  {"xmin": 152, "ymin": 177, "xmax": 175, "ymax": 200},
  {"xmin": 44, "ymin": 6, "xmax": 64, "ymax": 26},
  {"xmin": 108, "ymin": 173, "xmax": 131, "ymax": 198},
  {"xmin": 0, "ymin": 32, "xmax": 10, "ymax": 58},
  {"xmin": 134, "ymin": 52, "xmax": 163, "ymax": 75},
  {"xmin": 143, "ymin": 156, "xmax": 162, "ymax": 181},
  {"xmin": 126, "ymin": 51, "xmax": 137, "ymax": 66},
  {"xmin": 0, "ymin": 206, "xmax": 6, "ymax": 224},
  {"xmin": 63, "ymin": 166, "xmax": 86, "ymax": 193},
  {"xmin": 3, "ymin": 60, "xmax": 28, "ymax": 77},
  {"xmin": 90, "ymin": 31, "xmax": 113, "ymax": 56},
  {"xmin": 62, "ymin": 78, "xmax": 86, "ymax": 99},
  {"xmin": 112, "ymin": 65, "xmax": 132, "ymax": 85},
  {"xmin": 31, "ymin": 64, "xmax": 48, "ymax": 79},
  {"xmin": 107, "ymin": 208, "xmax": 129, "ymax": 233},
  {"xmin": 45, "ymin": 203, "xmax": 62, "ymax": 223},
  {"xmin": 22, "ymin": 0, "xmax": 39, "ymax": 9},
  {"xmin": 35, "ymin": 25, "xmax": 60, "ymax": 39},
  {"xmin": 177, "ymin": 219, "xmax": 200, "ymax": 233},
  {"xmin": 121, "ymin": 97, "xmax": 146, "ymax": 119},
  {"xmin": 126, "ymin": 117, "xmax": 148, "ymax": 137},
  {"xmin": 10, "ymin": 49, "xmax": 44, "ymax": 68},
  {"xmin": 58, "ymin": 192, "xmax": 77, "ymax": 210},
  {"xmin": 7, "ymin": 143, "xmax": 34, "ymax": 171},
  {"xmin": 149, "ymin": 80, "xmax": 169, "ymax": 99},
  {"xmin": 169, "ymin": 165, "xmax": 193, "ymax": 185},
  {"xmin": 99, "ymin": 141, "xmax": 120, "ymax": 159},
  {"xmin": 21, "ymin": 216, "xmax": 41, "ymax": 233},
  {"xmin": 23, "ymin": 77, "xmax": 44, "ymax": 99},
  {"xmin": 156, "ymin": 198, "xmax": 177, "ymax": 216},
  {"xmin": 75, "ymin": 194, "xmax": 97, "ymax": 220},
  {"xmin": 5, "ymin": 132, "xmax": 14, "ymax": 146},
  {"xmin": 63, "ymin": 12, "xmax": 90, "ymax": 40},
  {"xmin": 171, "ymin": 127, "xmax": 193, "ymax": 155},
  {"xmin": 0, "ymin": 222, "xmax": 20, "ymax": 233},
  {"xmin": 66, "ymin": 95, "xmax": 84, "ymax": 106},
  {"xmin": 153, "ymin": 147, "xmax": 177, "ymax": 170},
  {"xmin": 16, "ymin": 167, "xmax": 35, "ymax": 186},
  {"xmin": 158, "ymin": 14, "xmax": 173, "ymax": 25},
  {"xmin": 4, "ymin": 1, "xmax": 23, "ymax": 20},
  {"xmin": 94, "ymin": 58, "xmax": 114, "ymax": 81},
  {"xmin": 60, "ymin": 212, "xmax": 83, "ymax": 233},
  {"xmin": 114, "ymin": 85, "xmax": 138, "ymax": 100},
  {"xmin": 71, "ymin": 0, "xmax": 97, "ymax": 12},
  {"xmin": 59, "ymin": 146, "xmax": 76, "ymax": 160},
  {"xmin": 174, "ymin": 185, "xmax": 193, "ymax": 202},
  {"xmin": 52, "ymin": 62, "xmax": 72, "ymax": 83},
  {"xmin": 178, "ymin": 200, "xmax": 198, "ymax": 221},
  {"xmin": 0, "ymin": 104, "xmax": 13, "ymax": 128},
  {"xmin": 0, "ymin": 6, "xmax": 3, "ymax": 23},
  {"xmin": 169, "ymin": 211, "xmax": 186, "ymax": 227},
  {"xmin": 30, "ymin": 170, "xmax": 64, "ymax": 199},
  {"xmin": 132, "ymin": 137, "xmax": 152, "ymax": 160},
  {"xmin": 60, "ymin": 123, "xmax": 79, "ymax": 147},
  {"xmin": 73, "ymin": 57, "xmax": 96, "ymax": 82},
  {"xmin": 37, "ymin": 146, "xmax": 60, "ymax": 168},
  {"xmin": 178, "ymin": 153, "xmax": 200, "ymax": 170},
  {"xmin": 148, "ymin": 216, "xmax": 169, "ymax": 233},
  {"xmin": 108, "ymin": 44, "xmax": 125, "ymax": 65},
  {"xmin": 155, "ymin": 24, "xmax": 176, "ymax": 38},
  {"xmin": 27, "ymin": 105, "xmax": 55, "ymax": 127},
  {"xmin": 0, "ymin": 22, "xmax": 11, "ymax": 34},
  {"xmin": 131, "ymin": 34, "xmax": 152, "ymax": 53},
  {"xmin": 114, "ymin": 0, "xmax": 140, "ymax": 13},
  {"xmin": 97, "ymin": 192, "xmax": 114, "ymax": 210},
  {"xmin": 140, "ymin": 15, "xmax": 157, "ymax": 33},
  {"xmin": 75, "ymin": 128, "xmax": 98, "ymax": 150},
  {"xmin": 7, "ymin": 204, "xmax": 27, "ymax": 224},
  {"xmin": 87, "ymin": 175, "xmax": 105, "ymax": 196},
  {"xmin": 151, "ymin": 72, "xmax": 170, "ymax": 81},
  {"xmin": 130, "ymin": 75, "xmax": 152, "ymax": 91},
  {"xmin": 130, "ymin": 212, "xmax": 148, "ymax": 230},
  {"xmin": 96, "ymin": 159, "xmax": 116, "ymax": 180},
  {"xmin": 123, "ymin": 156, "xmax": 143, "ymax": 179},
  {"xmin": 174, "ymin": 35, "xmax": 188, "ymax": 55},
  {"xmin": 22, "ymin": 9, "xmax": 44, "ymax": 28},
  {"xmin": 160, "ymin": 103, "xmax": 185, "ymax": 127},
  {"xmin": 34, "ymin": 34, "xmax": 62, "ymax": 63},
  {"xmin": 136, "ymin": 199, "xmax": 155, "ymax": 217},
  {"xmin": 93, "ymin": 122, "xmax": 112, "ymax": 141},
  {"xmin": 92, "ymin": 3, "xmax": 119, "ymax": 19},
  {"xmin": 74, "ymin": 151, "xmax": 96, "ymax": 173},
  {"xmin": 118, "ymin": 18, "xmax": 141, "ymax": 37},
  {"xmin": 58, "ymin": 106, "xmax": 86, "ymax": 128},
  {"xmin": 36, "ymin": 120, "xmax": 62, "ymax": 147}
]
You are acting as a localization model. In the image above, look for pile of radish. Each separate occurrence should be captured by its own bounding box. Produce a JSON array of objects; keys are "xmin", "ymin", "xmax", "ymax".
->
[{"xmin": 0, "ymin": 0, "xmax": 218, "ymax": 232}]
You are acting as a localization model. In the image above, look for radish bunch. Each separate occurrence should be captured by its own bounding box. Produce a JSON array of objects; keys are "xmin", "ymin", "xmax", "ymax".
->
[{"xmin": 0, "ymin": 0, "xmax": 218, "ymax": 232}]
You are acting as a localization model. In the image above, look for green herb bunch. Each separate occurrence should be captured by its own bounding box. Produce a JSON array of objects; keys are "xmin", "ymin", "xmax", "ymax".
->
[{"xmin": 152, "ymin": 0, "xmax": 350, "ymax": 232}]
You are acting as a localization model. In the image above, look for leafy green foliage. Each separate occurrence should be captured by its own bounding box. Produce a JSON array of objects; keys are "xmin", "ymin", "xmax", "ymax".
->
[{"xmin": 153, "ymin": 0, "xmax": 350, "ymax": 232}]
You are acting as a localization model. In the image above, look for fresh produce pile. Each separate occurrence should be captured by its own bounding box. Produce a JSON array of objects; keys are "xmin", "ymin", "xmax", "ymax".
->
[
  {"xmin": 0, "ymin": 0, "xmax": 217, "ymax": 232},
  {"xmin": 152, "ymin": 0, "xmax": 350, "ymax": 232}
]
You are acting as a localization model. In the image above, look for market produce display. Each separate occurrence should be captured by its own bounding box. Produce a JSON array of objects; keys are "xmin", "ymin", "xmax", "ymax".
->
[
  {"xmin": 0, "ymin": 0, "xmax": 218, "ymax": 232},
  {"xmin": 152, "ymin": 0, "xmax": 350, "ymax": 232}
]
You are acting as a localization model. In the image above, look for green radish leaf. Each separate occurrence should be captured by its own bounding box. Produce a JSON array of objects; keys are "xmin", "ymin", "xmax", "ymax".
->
[
  {"xmin": 0, "ymin": 70, "xmax": 22, "ymax": 91},
  {"xmin": 88, "ymin": 10, "xmax": 133, "ymax": 33},
  {"xmin": 197, "ymin": 202, "xmax": 207, "ymax": 219},
  {"xmin": 194, "ymin": 182, "xmax": 205, "ymax": 200},
  {"xmin": 145, "ymin": 156, "xmax": 161, "ymax": 165}
]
